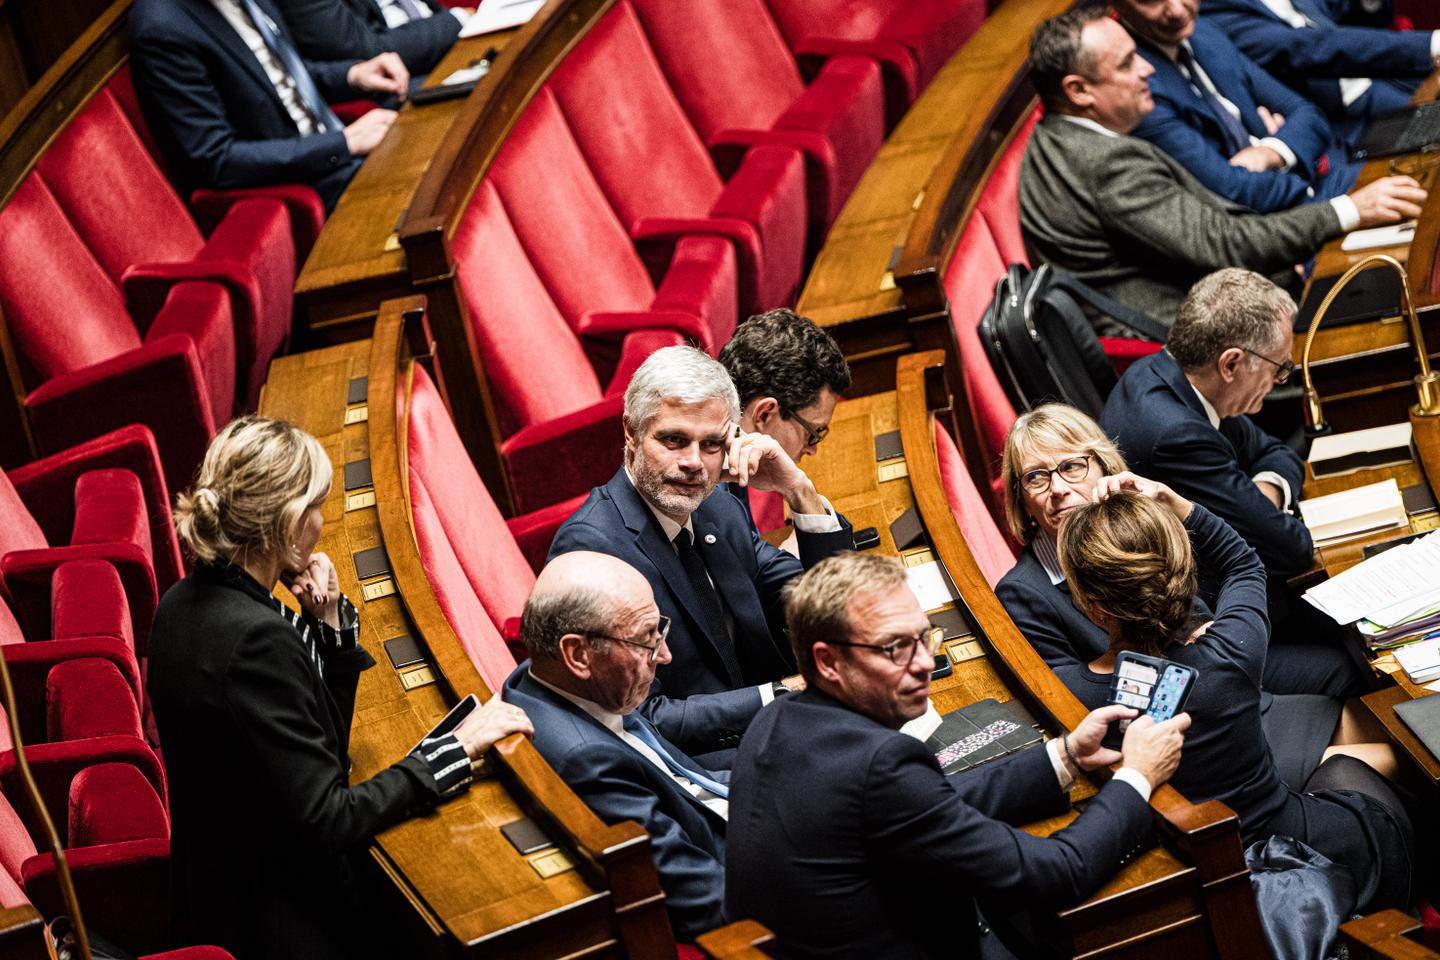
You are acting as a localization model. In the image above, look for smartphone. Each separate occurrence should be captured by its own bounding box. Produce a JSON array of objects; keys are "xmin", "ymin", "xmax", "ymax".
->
[
  {"xmin": 1102, "ymin": 652, "xmax": 1197, "ymax": 750},
  {"xmin": 412, "ymin": 693, "xmax": 479, "ymax": 752},
  {"xmin": 930, "ymin": 652, "xmax": 953, "ymax": 680},
  {"xmin": 853, "ymin": 526, "xmax": 881, "ymax": 550}
]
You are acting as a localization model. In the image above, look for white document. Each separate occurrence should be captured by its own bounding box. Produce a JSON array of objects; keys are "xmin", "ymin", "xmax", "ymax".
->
[
  {"xmin": 1297, "ymin": 477, "xmax": 1406, "ymax": 543},
  {"xmin": 1307, "ymin": 422, "xmax": 1413, "ymax": 479},
  {"xmin": 1340, "ymin": 220, "xmax": 1417, "ymax": 252},
  {"xmin": 459, "ymin": 0, "xmax": 544, "ymax": 37},
  {"xmin": 906, "ymin": 561, "xmax": 959, "ymax": 612},
  {"xmin": 900, "ymin": 701, "xmax": 943, "ymax": 741},
  {"xmin": 1305, "ymin": 530, "xmax": 1440, "ymax": 625}
]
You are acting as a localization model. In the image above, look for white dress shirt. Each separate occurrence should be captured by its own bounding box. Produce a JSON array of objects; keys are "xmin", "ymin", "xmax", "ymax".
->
[
  {"xmin": 1189, "ymin": 380, "xmax": 1293, "ymax": 509},
  {"xmin": 209, "ymin": 0, "xmax": 318, "ymax": 134}
]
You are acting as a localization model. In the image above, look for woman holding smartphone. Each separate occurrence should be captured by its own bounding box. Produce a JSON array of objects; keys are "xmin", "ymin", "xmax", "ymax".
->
[
  {"xmin": 150, "ymin": 416, "xmax": 533, "ymax": 960},
  {"xmin": 1055, "ymin": 475, "xmax": 1413, "ymax": 914}
]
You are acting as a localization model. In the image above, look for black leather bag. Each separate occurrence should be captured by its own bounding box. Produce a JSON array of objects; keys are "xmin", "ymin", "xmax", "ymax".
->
[{"xmin": 978, "ymin": 263, "xmax": 1168, "ymax": 419}]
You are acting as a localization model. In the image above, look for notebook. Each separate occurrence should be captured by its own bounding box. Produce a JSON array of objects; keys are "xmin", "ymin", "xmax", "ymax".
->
[
  {"xmin": 1351, "ymin": 100, "xmax": 1440, "ymax": 161},
  {"xmin": 1392, "ymin": 694, "xmax": 1440, "ymax": 764},
  {"xmin": 1294, "ymin": 267, "xmax": 1403, "ymax": 332}
]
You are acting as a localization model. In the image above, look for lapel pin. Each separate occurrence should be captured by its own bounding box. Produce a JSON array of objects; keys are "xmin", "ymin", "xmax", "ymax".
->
[{"xmin": 703, "ymin": 533, "xmax": 717, "ymax": 544}]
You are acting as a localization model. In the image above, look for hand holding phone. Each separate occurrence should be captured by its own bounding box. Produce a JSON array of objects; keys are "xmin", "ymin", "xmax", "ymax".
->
[{"xmin": 1102, "ymin": 651, "xmax": 1198, "ymax": 750}]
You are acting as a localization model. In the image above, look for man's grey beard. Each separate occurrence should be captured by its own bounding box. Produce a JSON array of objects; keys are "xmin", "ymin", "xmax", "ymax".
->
[{"xmin": 629, "ymin": 450, "xmax": 715, "ymax": 520}]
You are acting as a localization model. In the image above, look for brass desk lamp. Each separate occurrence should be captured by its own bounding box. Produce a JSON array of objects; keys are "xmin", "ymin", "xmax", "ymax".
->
[{"xmin": 1300, "ymin": 253, "xmax": 1440, "ymax": 485}]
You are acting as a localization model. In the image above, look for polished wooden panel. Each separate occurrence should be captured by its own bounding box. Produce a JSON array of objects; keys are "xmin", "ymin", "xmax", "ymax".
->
[
  {"xmin": 696, "ymin": 920, "xmax": 777, "ymax": 960},
  {"xmin": 1342, "ymin": 909, "xmax": 1440, "ymax": 960}
]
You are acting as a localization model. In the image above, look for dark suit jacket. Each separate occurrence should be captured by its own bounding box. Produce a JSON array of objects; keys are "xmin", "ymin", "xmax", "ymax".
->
[
  {"xmin": 148, "ymin": 563, "xmax": 442, "ymax": 960},
  {"xmin": 1203, "ymin": 0, "xmax": 1429, "ymax": 142},
  {"xmin": 1100, "ymin": 349, "xmax": 1313, "ymax": 577},
  {"xmin": 277, "ymin": 0, "xmax": 461, "ymax": 75},
  {"xmin": 130, "ymin": 0, "xmax": 364, "ymax": 211},
  {"xmin": 502, "ymin": 664, "xmax": 728, "ymax": 940},
  {"xmin": 995, "ymin": 547, "xmax": 1111, "ymax": 668},
  {"xmin": 724, "ymin": 689, "xmax": 1154, "ymax": 960},
  {"xmin": 1019, "ymin": 115, "xmax": 1341, "ymax": 327},
  {"xmin": 1131, "ymin": 20, "xmax": 1340, "ymax": 214},
  {"xmin": 549, "ymin": 469, "xmax": 852, "ymax": 754}
]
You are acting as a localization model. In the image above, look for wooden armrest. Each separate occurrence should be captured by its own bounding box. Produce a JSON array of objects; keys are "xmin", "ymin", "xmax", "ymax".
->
[
  {"xmin": 1341, "ymin": 909, "xmax": 1437, "ymax": 959},
  {"xmin": 696, "ymin": 919, "xmax": 778, "ymax": 959}
]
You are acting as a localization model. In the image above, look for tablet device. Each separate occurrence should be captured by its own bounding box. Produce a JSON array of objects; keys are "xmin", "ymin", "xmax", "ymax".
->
[{"xmin": 1102, "ymin": 651, "xmax": 1197, "ymax": 750}]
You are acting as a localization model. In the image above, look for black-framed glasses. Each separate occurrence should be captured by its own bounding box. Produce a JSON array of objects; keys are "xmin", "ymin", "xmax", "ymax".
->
[
  {"xmin": 1020, "ymin": 455, "xmax": 1092, "ymax": 494},
  {"xmin": 780, "ymin": 405, "xmax": 830, "ymax": 448},
  {"xmin": 830, "ymin": 626, "xmax": 945, "ymax": 665},
  {"xmin": 1239, "ymin": 346, "xmax": 1295, "ymax": 384},
  {"xmin": 589, "ymin": 615, "xmax": 672, "ymax": 662}
]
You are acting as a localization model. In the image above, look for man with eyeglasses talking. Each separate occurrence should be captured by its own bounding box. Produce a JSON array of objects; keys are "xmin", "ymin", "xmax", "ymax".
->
[
  {"xmin": 502, "ymin": 551, "xmax": 731, "ymax": 940},
  {"xmin": 726, "ymin": 552, "xmax": 1189, "ymax": 959}
]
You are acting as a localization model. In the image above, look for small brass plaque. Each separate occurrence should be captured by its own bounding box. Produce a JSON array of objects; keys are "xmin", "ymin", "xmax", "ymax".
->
[
  {"xmin": 947, "ymin": 638, "xmax": 985, "ymax": 664},
  {"xmin": 879, "ymin": 271, "xmax": 896, "ymax": 292},
  {"xmin": 362, "ymin": 577, "xmax": 396, "ymax": 601},
  {"xmin": 344, "ymin": 404, "xmax": 369, "ymax": 424},
  {"xmin": 345, "ymin": 489, "xmax": 376, "ymax": 511},
  {"xmin": 529, "ymin": 849, "xmax": 575, "ymax": 879},
  {"xmin": 878, "ymin": 460, "xmax": 909, "ymax": 482},
  {"xmin": 399, "ymin": 665, "xmax": 436, "ymax": 690},
  {"xmin": 383, "ymin": 233, "xmax": 401, "ymax": 252},
  {"xmin": 1412, "ymin": 513, "xmax": 1440, "ymax": 533},
  {"xmin": 902, "ymin": 549, "xmax": 936, "ymax": 568}
]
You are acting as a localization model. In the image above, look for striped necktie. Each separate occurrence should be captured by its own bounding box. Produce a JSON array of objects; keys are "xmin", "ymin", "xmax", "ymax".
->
[
  {"xmin": 238, "ymin": 0, "xmax": 345, "ymax": 134},
  {"xmin": 623, "ymin": 714, "xmax": 729, "ymax": 798}
]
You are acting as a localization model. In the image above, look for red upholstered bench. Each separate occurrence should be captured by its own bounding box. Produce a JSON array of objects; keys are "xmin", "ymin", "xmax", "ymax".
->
[{"xmin": 934, "ymin": 422, "xmax": 1017, "ymax": 587}]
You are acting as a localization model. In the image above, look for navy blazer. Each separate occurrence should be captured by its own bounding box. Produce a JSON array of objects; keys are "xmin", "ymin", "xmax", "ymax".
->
[
  {"xmin": 1100, "ymin": 350, "xmax": 1313, "ymax": 577},
  {"xmin": 1131, "ymin": 20, "xmax": 1340, "ymax": 214},
  {"xmin": 130, "ymin": 0, "xmax": 364, "ymax": 210},
  {"xmin": 995, "ymin": 547, "xmax": 1111, "ymax": 668},
  {"xmin": 549, "ymin": 469, "xmax": 852, "ymax": 754},
  {"xmin": 276, "ymin": 0, "xmax": 461, "ymax": 75},
  {"xmin": 501, "ymin": 664, "xmax": 728, "ymax": 940},
  {"xmin": 725, "ymin": 689, "xmax": 1154, "ymax": 960},
  {"xmin": 1203, "ymin": 0, "xmax": 1429, "ymax": 143}
]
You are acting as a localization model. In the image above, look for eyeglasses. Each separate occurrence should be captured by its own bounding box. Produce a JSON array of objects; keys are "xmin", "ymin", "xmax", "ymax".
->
[
  {"xmin": 830, "ymin": 626, "xmax": 945, "ymax": 665},
  {"xmin": 780, "ymin": 405, "xmax": 830, "ymax": 448},
  {"xmin": 1020, "ymin": 455, "xmax": 1092, "ymax": 494},
  {"xmin": 588, "ymin": 615, "xmax": 672, "ymax": 662},
  {"xmin": 1239, "ymin": 346, "xmax": 1295, "ymax": 384}
]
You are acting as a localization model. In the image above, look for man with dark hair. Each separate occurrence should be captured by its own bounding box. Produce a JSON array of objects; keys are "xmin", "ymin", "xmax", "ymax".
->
[
  {"xmin": 1019, "ymin": 6, "xmax": 1423, "ymax": 329},
  {"xmin": 502, "ymin": 552, "xmax": 729, "ymax": 941},
  {"xmin": 726, "ymin": 552, "xmax": 1189, "ymax": 960},
  {"xmin": 717, "ymin": 309, "xmax": 851, "ymax": 532},
  {"xmin": 276, "ymin": 0, "xmax": 471, "ymax": 76}
]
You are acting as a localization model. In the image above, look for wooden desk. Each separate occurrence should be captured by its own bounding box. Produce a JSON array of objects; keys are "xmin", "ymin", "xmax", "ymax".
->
[{"xmin": 796, "ymin": 350, "xmax": 1268, "ymax": 959}]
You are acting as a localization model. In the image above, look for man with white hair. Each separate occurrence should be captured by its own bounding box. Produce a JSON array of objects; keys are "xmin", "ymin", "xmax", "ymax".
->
[{"xmin": 548, "ymin": 346, "xmax": 853, "ymax": 758}]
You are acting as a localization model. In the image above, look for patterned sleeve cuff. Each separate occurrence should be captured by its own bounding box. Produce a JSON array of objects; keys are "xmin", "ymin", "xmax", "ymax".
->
[
  {"xmin": 413, "ymin": 732, "xmax": 474, "ymax": 798},
  {"xmin": 314, "ymin": 596, "xmax": 360, "ymax": 655}
]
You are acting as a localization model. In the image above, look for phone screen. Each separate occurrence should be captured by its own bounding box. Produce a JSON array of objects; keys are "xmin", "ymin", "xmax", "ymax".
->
[
  {"xmin": 1146, "ymin": 665, "xmax": 1192, "ymax": 722},
  {"xmin": 1113, "ymin": 658, "xmax": 1158, "ymax": 710}
]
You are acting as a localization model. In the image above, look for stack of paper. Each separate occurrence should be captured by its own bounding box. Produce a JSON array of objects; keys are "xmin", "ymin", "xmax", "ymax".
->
[
  {"xmin": 459, "ymin": 0, "xmax": 544, "ymax": 38},
  {"xmin": 1305, "ymin": 530, "xmax": 1440, "ymax": 626},
  {"xmin": 1297, "ymin": 478, "xmax": 1407, "ymax": 543},
  {"xmin": 1394, "ymin": 637, "xmax": 1440, "ymax": 684},
  {"xmin": 1307, "ymin": 423, "xmax": 1413, "ymax": 479}
]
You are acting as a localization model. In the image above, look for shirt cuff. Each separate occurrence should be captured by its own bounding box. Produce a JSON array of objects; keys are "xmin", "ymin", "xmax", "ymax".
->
[
  {"xmin": 413, "ymin": 732, "xmax": 474, "ymax": 798},
  {"xmin": 758, "ymin": 682, "xmax": 775, "ymax": 706},
  {"xmin": 1257, "ymin": 136, "xmax": 1296, "ymax": 172},
  {"xmin": 1330, "ymin": 194, "xmax": 1360, "ymax": 232},
  {"xmin": 1112, "ymin": 767, "xmax": 1153, "ymax": 802},
  {"xmin": 1046, "ymin": 737, "xmax": 1076, "ymax": 792},
  {"xmin": 1430, "ymin": 31, "xmax": 1440, "ymax": 62},
  {"xmin": 1252, "ymin": 470, "xmax": 1293, "ymax": 511},
  {"xmin": 449, "ymin": 6, "xmax": 469, "ymax": 23},
  {"xmin": 791, "ymin": 494, "xmax": 841, "ymax": 534},
  {"xmin": 315, "ymin": 596, "xmax": 360, "ymax": 654}
]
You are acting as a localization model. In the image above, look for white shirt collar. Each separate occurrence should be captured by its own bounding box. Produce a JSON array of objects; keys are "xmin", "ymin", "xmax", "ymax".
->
[
  {"xmin": 1188, "ymin": 379, "xmax": 1223, "ymax": 430},
  {"xmin": 1058, "ymin": 114, "xmax": 1121, "ymax": 138},
  {"xmin": 1030, "ymin": 529, "xmax": 1067, "ymax": 586},
  {"xmin": 623, "ymin": 465, "xmax": 695, "ymax": 544},
  {"xmin": 528, "ymin": 668, "xmax": 626, "ymax": 737}
]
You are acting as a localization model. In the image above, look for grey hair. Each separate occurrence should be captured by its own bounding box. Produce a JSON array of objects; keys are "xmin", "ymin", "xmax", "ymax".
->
[
  {"xmin": 521, "ymin": 582, "xmax": 616, "ymax": 660},
  {"xmin": 1168, "ymin": 268, "xmax": 1295, "ymax": 371},
  {"xmin": 622, "ymin": 345, "xmax": 740, "ymax": 435}
]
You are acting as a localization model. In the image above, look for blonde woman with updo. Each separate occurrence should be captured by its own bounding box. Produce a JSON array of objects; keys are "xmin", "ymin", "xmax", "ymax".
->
[
  {"xmin": 1055, "ymin": 477, "xmax": 1413, "ymax": 915},
  {"xmin": 149, "ymin": 417, "xmax": 533, "ymax": 960}
]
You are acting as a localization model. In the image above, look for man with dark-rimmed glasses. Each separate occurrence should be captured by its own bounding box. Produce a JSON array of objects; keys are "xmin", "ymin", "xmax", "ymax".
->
[
  {"xmin": 726, "ymin": 551, "xmax": 1189, "ymax": 959},
  {"xmin": 502, "ymin": 550, "xmax": 732, "ymax": 940}
]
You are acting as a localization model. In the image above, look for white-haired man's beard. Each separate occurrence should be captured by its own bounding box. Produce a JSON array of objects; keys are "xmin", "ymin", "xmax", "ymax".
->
[{"xmin": 629, "ymin": 447, "xmax": 716, "ymax": 520}]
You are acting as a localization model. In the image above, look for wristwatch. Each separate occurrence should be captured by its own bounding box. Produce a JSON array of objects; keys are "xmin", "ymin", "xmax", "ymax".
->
[{"xmin": 770, "ymin": 681, "xmax": 791, "ymax": 699}]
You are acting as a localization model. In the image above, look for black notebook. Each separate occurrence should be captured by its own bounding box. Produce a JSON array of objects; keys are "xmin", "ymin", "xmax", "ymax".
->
[
  {"xmin": 926, "ymin": 698, "xmax": 1043, "ymax": 777},
  {"xmin": 1294, "ymin": 267, "xmax": 1403, "ymax": 331},
  {"xmin": 1351, "ymin": 100, "xmax": 1440, "ymax": 161},
  {"xmin": 1393, "ymin": 694, "xmax": 1440, "ymax": 765}
]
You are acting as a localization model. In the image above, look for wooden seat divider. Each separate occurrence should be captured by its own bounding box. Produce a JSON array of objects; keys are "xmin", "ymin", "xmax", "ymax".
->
[{"xmin": 1342, "ymin": 910, "xmax": 1440, "ymax": 959}]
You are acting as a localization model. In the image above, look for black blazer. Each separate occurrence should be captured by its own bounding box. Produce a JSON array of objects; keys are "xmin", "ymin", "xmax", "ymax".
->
[
  {"xmin": 549, "ymin": 468, "xmax": 853, "ymax": 754},
  {"xmin": 276, "ymin": 0, "xmax": 461, "ymax": 75},
  {"xmin": 129, "ymin": 0, "xmax": 364, "ymax": 210},
  {"xmin": 725, "ymin": 689, "xmax": 1154, "ymax": 960},
  {"xmin": 1100, "ymin": 349, "xmax": 1313, "ymax": 577},
  {"xmin": 148, "ymin": 564, "xmax": 442, "ymax": 960},
  {"xmin": 995, "ymin": 547, "xmax": 1111, "ymax": 668},
  {"xmin": 502, "ymin": 664, "xmax": 728, "ymax": 940}
]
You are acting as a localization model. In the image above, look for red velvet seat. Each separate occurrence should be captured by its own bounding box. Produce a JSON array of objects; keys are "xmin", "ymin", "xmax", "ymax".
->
[
  {"xmin": 976, "ymin": 108, "xmax": 1040, "ymax": 269},
  {"xmin": 487, "ymin": 89, "xmax": 738, "ymax": 356},
  {"xmin": 546, "ymin": 2, "xmax": 808, "ymax": 315},
  {"xmin": 629, "ymin": 0, "xmax": 885, "ymax": 238},
  {"xmin": 763, "ymin": 0, "xmax": 986, "ymax": 121},
  {"xmin": 934, "ymin": 422, "xmax": 1016, "ymax": 587},
  {"xmin": 0, "ymin": 427, "xmax": 182, "ymax": 656},
  {"xmin": 0, "ymin": 173, "xmax": 232, "ymax": 497},
  {"xmin": 453, "ymin": 179, "xmax": 693, "ymax": 513},
  {"xmin": 37, "ymin": 85, "xmax": 296, "ymax": 411}
]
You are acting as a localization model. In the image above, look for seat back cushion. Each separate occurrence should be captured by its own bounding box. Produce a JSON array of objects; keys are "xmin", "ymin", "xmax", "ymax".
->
[
  {"xmin": 0, "ymin": 175, "xmax": 141, "ymax": 389},
  {"xmin": 106, "ymin": 66, "xmax": 175, "ymax": 185},
  {"xmin": 934, "ymin": 422, "xmax": 1015, "ymax": 588},
  {"xmin": 452, "ymin": 180, "xmax": 604, "ymax": 437},
  {"xmin": 47, "ymin": 658, "xmax": 144, "ymax": 744},
  {"xmin": 487, "ymin": 89, "xmax": 657, "ymax": 327},
  {"xmin": 0, "ymin": 782, "xmax": 34, "ymax": 908},
  {"xmin": 0, "ymin": 470, "xmax": 48, "ymax": 556},
  {"xmin": 36, "ymin": 89, "xmax": 204, "ymax": 287},
  {"xmin": 629, "ymin": 0, "xmax": 803, "ymax": 138},
  {"xmin": 68, "ymin": 762, "xmax": 169, "ymax": 848},
  {"xmin": 547, "ymin": 3, "xmax": 721, "ymax": 231},
  {"xmin": 975, "ymin": 106, "xmax": 1040, "ymax": 269},
  {"xmin": 406, "ymin": 367, "xmax": 528, "ymax": 691}
]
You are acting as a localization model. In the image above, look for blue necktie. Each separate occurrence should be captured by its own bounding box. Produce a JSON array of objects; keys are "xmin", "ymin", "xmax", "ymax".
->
[
  {"xmin": 391, "ymin": 0, "xmax": 426, "ymax": 20},
  {"xmin": 1175, "ymin": 44, "xmax": 1252, "ymax": 158},
  {"xmin": 238, "ymin": 0, "xmax": 344, "ymax": 134},
  {"xmin": 623, "ymin": 714, "xmax": 730, "ymax": 799}
]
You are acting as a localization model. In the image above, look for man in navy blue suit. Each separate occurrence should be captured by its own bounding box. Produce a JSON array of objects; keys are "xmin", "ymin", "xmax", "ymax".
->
[
  {"xmin": 548, "ymin": 346, "xmax": 853, "ymax": 758},
  {"xmin": 502, "ymin": 551, "xmax": 729, "ymax": 941},
  {"xmin": 1204, "ymin": 0, "xmax": 1436, "ymax": 145},
  {"xmin": 1113, "ymin": 0, "xmax": 1354, "ymax": 213},
  {"xmin": 130, "ymin": 0, "xmax": 410, "ymax": 213},
  {"xmin": 725, "ymin": 552, "xmax": 1189, "ymax": 960},
  {"xmin": 717, "ymin": 308, "xmax": 851, "ymax": 535}
]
